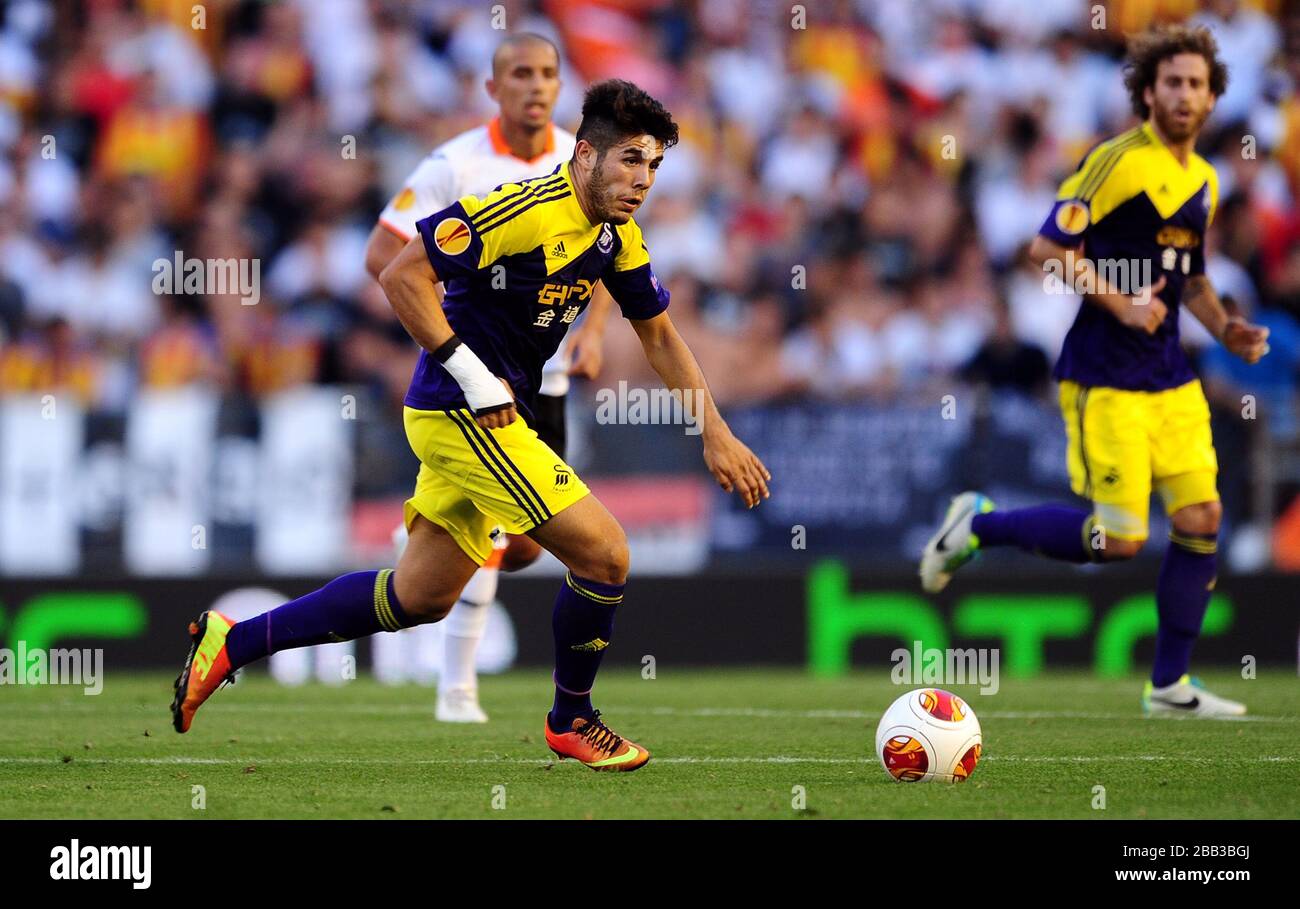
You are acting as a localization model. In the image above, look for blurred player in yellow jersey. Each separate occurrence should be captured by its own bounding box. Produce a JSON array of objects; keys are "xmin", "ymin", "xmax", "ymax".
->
[
  {"xmin": 174, "ymin": 79, "xmax": 770, "ymax": 772},
  {"xmin": 364, "ymin": 33, "xmax": 613, "ymax": 723},
  {"xmin": 921, "ymin": 26, "xmax": 1269, "ymax": 717}
]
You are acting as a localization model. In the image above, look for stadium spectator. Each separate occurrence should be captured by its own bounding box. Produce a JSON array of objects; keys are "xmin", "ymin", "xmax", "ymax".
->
[{"xmin": 1, "ymin": 0, "xmax": 1296, "ymax": 559}]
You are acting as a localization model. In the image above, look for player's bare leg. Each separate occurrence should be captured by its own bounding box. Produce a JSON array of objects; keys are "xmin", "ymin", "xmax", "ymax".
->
[
  {"xmin": 392, "ymin": 516, "xmax": 481, "ymax": 621},
  {"xmin": 173, "ymin": 516, "xmax": 477, "ymax": 733},
  {"xmin": 502, "ymin": 533, "xmax": 543, "ymax": 569},
  {"xmin": 524, "ymin": 493, "xmax": 649, "ymax": 771},
  {"xmin": 528, "ymin": 494, "xmax": 628, "ymax": 585}
]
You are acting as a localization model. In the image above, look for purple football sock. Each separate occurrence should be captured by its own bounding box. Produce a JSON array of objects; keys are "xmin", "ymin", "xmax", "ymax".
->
[
  {"xmin": 225, "ymin": 569, "xmax": 410, "ymax": 670},
  {"xmin": 1152, "ymin": 532, "xmax": 1217, "ymax": 688},
  {"xmin": 548, "ymin": 572, "xmax": 623, "ymax": 733},
  {"xmin": 972, "ymin": 505, "xmax": 1097, "ymax": 563}
]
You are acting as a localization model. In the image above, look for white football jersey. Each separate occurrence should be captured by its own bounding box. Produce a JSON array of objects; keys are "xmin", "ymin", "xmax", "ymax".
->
[{"xmin": 379, "ymin": 118, "xmax": 578, "ymax": 397}]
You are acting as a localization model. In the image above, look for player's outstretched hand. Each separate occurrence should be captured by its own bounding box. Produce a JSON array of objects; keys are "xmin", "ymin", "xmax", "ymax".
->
[
  {"xmin": 1223, "ymin": 317, "xmax": 1271, "ymax": 364},
  {"xmin": 1117, "ymin": 275, "xmax": 1167, "ymax": 334},
  {"xmin": 704, "ymin": 431, "xmax": 771, "ymax": 509},
  {"xmin": 474, "ymin": 378, "xmax": 517, "ymax": 429}
]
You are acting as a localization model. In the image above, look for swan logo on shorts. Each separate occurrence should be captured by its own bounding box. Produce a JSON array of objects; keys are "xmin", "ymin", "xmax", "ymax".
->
[
  {"xmin": 433, "ymin": 217, "xmax": 472, "ymax": 256},
  {"xmin": 1055, "ymin": 199, "xmax": 1090, "ymax": 235},
  {"xmin": 554, "ymin": 464, "xmax": 573, "ymax": 490}
]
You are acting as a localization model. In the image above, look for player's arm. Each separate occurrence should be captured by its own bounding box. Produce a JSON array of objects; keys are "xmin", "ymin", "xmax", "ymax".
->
[
  {"xmin": 368, "ymin": 223, "xmax": 447, "ymax": 308},
  {"xmin": 1032, "ymin": 147, "xmax": 1169, "ymax": 334},
  {"xmin": 566, "ymin": 283, "xmax": 613, "ymax": 379},
  {"xmin": 365, "ymin": 224, "xmax": 407, "ymax": 281},
  {"xmin": 1028, "ymin": 234, "xmax": 1167, "ymax": 334},
  {"xmin": 378, "ymin": 234, "xmax": 515, "ymax": 428},
  {"xmin": 601, "ymin": 218, "xmax": 768, "ymax": 506},
  {"xmin": 630, "ymin": 311, "xmax": 771, "ymax": 508},
  {"xmin": 1182, "ymin": 274, "xmax": 1270, "ymax": 364}
]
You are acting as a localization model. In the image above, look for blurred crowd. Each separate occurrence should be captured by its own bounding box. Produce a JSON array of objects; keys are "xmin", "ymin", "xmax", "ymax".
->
[{"xmin": 1, "ymin": 0, "xmax": 1299, "ymax": 435}]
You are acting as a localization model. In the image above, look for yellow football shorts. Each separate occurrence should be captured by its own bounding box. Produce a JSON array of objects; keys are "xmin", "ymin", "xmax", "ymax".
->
[
  {"xmin": 1058, "ymin": 379, "xmax": 1218, "ymax": 541},
  {"xmin": 402, "ymin": 407, "xmax": 590, "ymax": 564}
]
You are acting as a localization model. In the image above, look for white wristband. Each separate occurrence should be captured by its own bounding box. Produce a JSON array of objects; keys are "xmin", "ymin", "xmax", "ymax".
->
[{"xmin": 440, "ymin": 341, "xmax": 513, "ymax": 414}]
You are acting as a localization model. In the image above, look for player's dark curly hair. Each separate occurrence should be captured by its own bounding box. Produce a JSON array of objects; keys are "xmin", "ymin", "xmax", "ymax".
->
[
  {"xmin": 1123, "ymin": 25, "xmax": 1229, "ymax": 120},
  {"xmin": 575, "ymin": 80, "xmax": 679, "ymax": 155}
]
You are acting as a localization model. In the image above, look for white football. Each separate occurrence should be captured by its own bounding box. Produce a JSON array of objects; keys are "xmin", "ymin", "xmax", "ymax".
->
[{"xmin": 875, "ymin": 688, "xmax": 982, "ymax": 783}]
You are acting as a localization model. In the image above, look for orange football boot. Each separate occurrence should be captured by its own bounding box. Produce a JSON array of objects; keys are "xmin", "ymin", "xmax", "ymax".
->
[
  {"xmin": 171, "ymin": 610, "xmax": 237, "ymax": 733},
  {"xmin": 545, "ymin": 710, "xmax": 651, "ymax": 772}
]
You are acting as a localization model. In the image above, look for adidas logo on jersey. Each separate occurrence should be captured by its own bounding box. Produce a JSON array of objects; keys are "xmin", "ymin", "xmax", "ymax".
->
[{"xmin": 551, "ymin": 241, "xmax": 568, "ymax": 259}]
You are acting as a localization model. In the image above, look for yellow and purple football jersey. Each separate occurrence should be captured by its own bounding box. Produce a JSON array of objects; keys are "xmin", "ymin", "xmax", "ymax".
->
[
  {"xmin": 1038, "ymin": 122, "xmax": 1219, "ymax": 392},
  {"xmin": 409, "ymin": 161, "xmax": 668, "ymax": 423}
]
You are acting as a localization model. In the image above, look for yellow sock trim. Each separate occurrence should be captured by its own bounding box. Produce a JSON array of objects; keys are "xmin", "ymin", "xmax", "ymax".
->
[
  {"xmin": 565, "ymin": 571, "xmax": 623, "ymax": 605},
  {"xmin": 374, "ymin": 568, "xmax": 401, "ymax": 631},
  {"xmin": 1168, "ymin": 532, "xmax": 1217, "ymax": 555}
]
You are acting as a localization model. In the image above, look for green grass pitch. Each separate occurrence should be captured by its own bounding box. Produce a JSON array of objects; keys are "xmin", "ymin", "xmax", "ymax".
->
[{"xmin": 2, "ymin": 669, "xmax": 1298, "ymax": 819}]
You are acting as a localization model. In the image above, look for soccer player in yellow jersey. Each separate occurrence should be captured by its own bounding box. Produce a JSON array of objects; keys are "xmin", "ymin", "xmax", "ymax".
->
[
  {"xmin": 920, "ymin": 27, "xmax": 1270, "ymax": 717},
  {"xmin": 173, "ymin": 80, "xmax": 771, "ymax": 771},
  {"xmin": 365, "ymin": 33, "xmax": 613, "ymax": 724}
]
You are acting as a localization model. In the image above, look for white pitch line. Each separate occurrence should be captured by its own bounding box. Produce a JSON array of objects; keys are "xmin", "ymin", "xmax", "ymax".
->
[
  {"xmin": 0, "ymin": 702, "xmax": 1292, "ymax": 723},
  {"xmin": 0, "ymin": 756, "xmax": 864, "ymax": 766},
  {"xmin": 628, "ymin": 707, "xmax": 1295, "ymax": 723},
  {"xmin": 0, "ymin": 754, "xmax": 1297, "ymax": 767}
]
